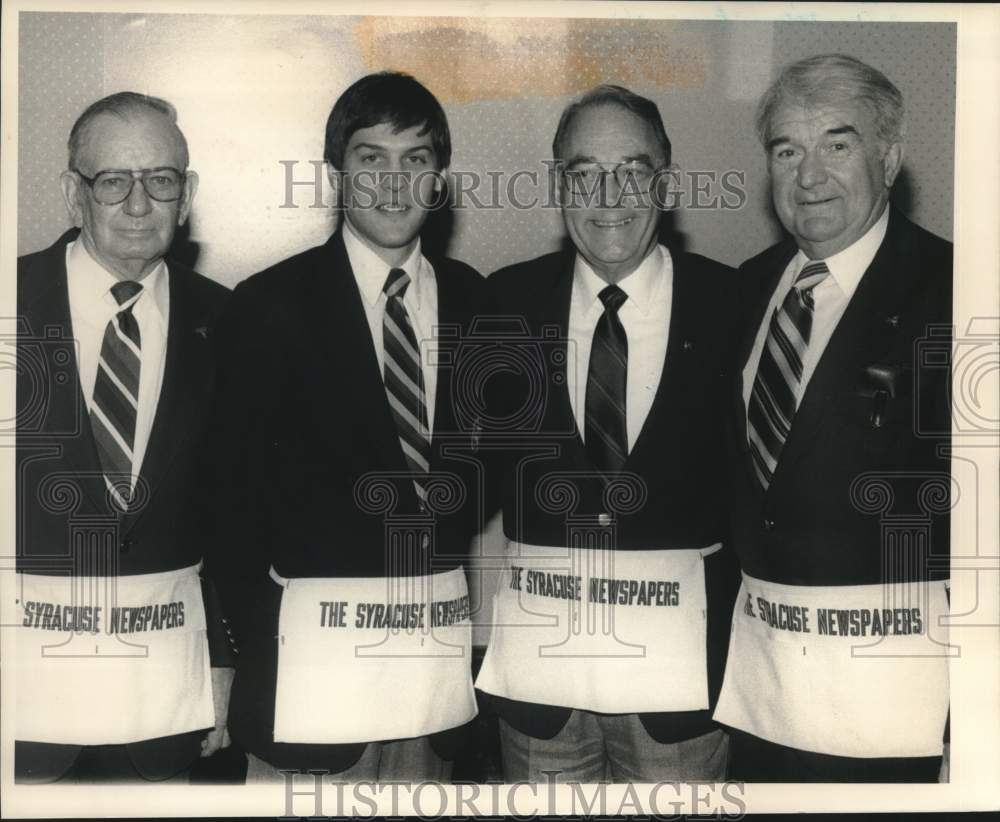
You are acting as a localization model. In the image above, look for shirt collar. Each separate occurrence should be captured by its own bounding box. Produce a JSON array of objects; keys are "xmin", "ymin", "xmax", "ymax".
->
[
  {"xmin": 342, "ymin": 219, "xmax": 425, "ymax": 309},
  {"xmin": 794, "ymin": 206, "xmax": 889, "ymax": 300},
  {"xmin": 66, "ymin": 238, "xmax": 169, "ymax": 322},
  {"xmin": 573, "ymin": 244, "xmax": 668, "ymax": 317}
]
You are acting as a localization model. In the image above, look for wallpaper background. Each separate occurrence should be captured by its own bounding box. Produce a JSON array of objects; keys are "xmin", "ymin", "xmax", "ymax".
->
[{"xmin": 17, "ymin": 13, "xmax": 957, "ymax": 641}]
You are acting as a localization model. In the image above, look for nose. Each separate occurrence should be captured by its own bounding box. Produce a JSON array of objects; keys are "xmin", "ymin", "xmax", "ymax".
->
[
  {"xmin": 380, "ymin": 160, "xmax": 410, "ymax": 194},
  {"xmin": 796, "ymin": 149, "xmax": 828, "ymax": 189},
  {"xmin": 597, "ymin": 169, "xmax": 626, "ymax": 208},
  {"xmin": 122, "ymin": 175, "xmax": 153, "ymax": 217}
]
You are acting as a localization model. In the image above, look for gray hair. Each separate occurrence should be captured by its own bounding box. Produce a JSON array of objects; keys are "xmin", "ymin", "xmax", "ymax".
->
[
  {"xmin": 755, "ymin": 54, "xmax": 905, "ymax": 148},
  {"xmin": 68, "ymin": 91, "xmax": 190, "ymax": 171},
  {"xmin": 552, "ymin": 84, "xmax": 672, "ymax": 166}
]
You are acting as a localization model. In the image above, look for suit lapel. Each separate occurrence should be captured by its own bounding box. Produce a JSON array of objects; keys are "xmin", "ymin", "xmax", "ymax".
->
[
  {"xmin": 122, "ymin": 266, "xmax": 214, "ymax": 534},
  {"xmin": 626, "ymin": 249, "xmax": 692, "ymax": 465},
  {"xmin": 770, "ymin": 210, "xmax": 911, "ymax": 486},
  {"xmin": 313, "ymin": 232, "xmax": 413, "ymax": 479},
  {"xmin": 427, "ymin": 260, "xmax": 462, "ymax": 464},
  {"xmin": 20, "ymin": 235, "xmax": 108, "ymax": 514},
  {"xmin": 544, "ymin": 254, "xmax": 581, "ymax": 451},
  {"xmin": 733, "ymin": 241, "xmax": 797, "ymax": 493}
]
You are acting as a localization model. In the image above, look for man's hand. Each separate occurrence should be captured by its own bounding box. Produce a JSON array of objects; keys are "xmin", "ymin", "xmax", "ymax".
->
[{"xmin": 201, "ymin": 666, "xmax": 235, "ymax": 757}]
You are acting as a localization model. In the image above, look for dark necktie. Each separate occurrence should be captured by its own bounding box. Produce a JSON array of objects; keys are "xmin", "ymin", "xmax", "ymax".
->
[
  {"xmin": 585, "ymin": 284, "xmax": 629, "ymax": 473},
  {"xmin": 747, "ymin": 260, "xmax": 830, "ymax": 489},
  {"xmin": 90, "ymin": 280, "xmax": 143, "ymax": 511},
  {"xmin": 382, "ymin": 267, "xmax": 431, "ymax": 506}
]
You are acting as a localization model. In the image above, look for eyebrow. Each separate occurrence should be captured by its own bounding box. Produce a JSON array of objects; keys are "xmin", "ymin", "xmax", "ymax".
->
[
  {"xmin": 351, "ymin": 142, "xmax": 433, "ymax": 154},
  {"xmin": 565, "ymin": 153, "xmax": 657, "ymax": 165},
  {"xmin": 766, "ymin": 124, "xmax": 861, "ymax": 152},
  {"xmin": 86, "ymin": 166, "xmax": 179, "ymax": 174}
]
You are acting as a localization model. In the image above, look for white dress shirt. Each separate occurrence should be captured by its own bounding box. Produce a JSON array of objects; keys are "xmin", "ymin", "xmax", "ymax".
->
[
  {"xmin": 568, "ymin": 244, "xmax": 674, "ymax": 453},
  {"xmin": 342, "ymin": 221, "xmax": 439, "ymax": 433},
  {"xmin": 743, "ymin": 207, "xmax": 889, "ymax": 416},
  {"xmin": 66, "ymin": 239, "xmax": 170, "ymax": 486}
]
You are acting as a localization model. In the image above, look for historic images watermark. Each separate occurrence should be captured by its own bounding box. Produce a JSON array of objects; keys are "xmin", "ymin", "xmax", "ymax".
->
[
  {"xmin": 279, "ymin": 772, "xmax": 748, "ymax": 818},
  {"xmin": 278, "ymin": 161, "xmax": 749, "ymax": 212}
]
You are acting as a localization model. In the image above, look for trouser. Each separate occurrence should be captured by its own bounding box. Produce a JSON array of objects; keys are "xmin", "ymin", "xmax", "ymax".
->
[
  {"xmin": 244, "ymin": 736, "xmax": 453, "ymax": 784},
  {"xmin": 727, "ymin": 729, "xmax": 943, "ymax": 783},
  {"xmin": 498, "ymin": 712, "xmax": 729, "ymax": 783},
  {"xmin": 15, "ymin": 742, "xmax": 192, "ymax": 784}
]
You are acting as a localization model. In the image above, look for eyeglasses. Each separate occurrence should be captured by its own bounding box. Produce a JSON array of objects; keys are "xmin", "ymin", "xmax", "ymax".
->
[
  {"xmin": 561, "ymin": 160, "xmax": 662, "ymax": 195},
  {"xmin": 72, "ymin": 167, "xmax": 185, "ymax": 205}
]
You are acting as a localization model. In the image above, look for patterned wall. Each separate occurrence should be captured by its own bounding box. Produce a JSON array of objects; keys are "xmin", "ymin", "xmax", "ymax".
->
[
  {"xmin": 16, "ymin": 12, "xmax": 958, "ymax": 641},
  {"xmin": 19, "ymin": 13, "xmax": 956, "ymax": 283}
]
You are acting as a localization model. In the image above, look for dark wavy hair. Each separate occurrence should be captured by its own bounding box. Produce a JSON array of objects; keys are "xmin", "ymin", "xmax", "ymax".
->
[{"xmin": 324, "ymin": 71, "xmax": 451, "ymax": 169}]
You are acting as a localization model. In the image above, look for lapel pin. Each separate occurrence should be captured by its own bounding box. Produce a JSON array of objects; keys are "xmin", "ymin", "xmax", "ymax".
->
[
  {"xmin": 885, "ymin": 315, "xmax": 900, "ymax": 328},
  {"xmin": 194, "ymin": 326, "xmax": 209, "ymax": 339}
]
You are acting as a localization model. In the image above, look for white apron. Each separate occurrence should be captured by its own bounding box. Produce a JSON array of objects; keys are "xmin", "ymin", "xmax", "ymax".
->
[
  {"xmin": 475, "ymin": 541, "xmax": 721, "ymax": 713},
  {"xmin": 713, "ymin": 571, "xmax": 951, "ymax": 758},
  {"xmin": 271, "ymin": 566, "xmax": 477, "ymax": 744},
  {"xmin": 15, "ymin": 563, "xmax": 214, "ymax": 745}
]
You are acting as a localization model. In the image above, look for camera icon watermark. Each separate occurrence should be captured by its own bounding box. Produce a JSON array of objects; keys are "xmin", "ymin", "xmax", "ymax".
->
[
  {"xmin": 915, "ymin": 318, "xmax": 999, "ymax": 439},
  {"xmin": 2, "ymin": 317, "xmax": 82, "ymax": 440}
]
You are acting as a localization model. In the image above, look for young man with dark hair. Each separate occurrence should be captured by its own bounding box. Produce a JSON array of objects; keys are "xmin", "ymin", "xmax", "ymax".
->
[{"xmin": 207, "ymin": 72, "xmax": 484, "ymax": 782}]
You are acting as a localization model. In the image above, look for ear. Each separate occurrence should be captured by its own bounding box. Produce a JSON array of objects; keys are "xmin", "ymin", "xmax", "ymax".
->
[
  {"xmin": 177, "ymin": 170, "xmax": 199, "ymax": 226},
  {"xmin": 326, "ymin": 163, "xmax": 342, "ymax": 208},
  {"xmin": 550, "ymin": 161, "xmax": 566, "ymax": 208},
  {"xmin": 654, "ymin": 163, "xmax": 682, "ymax": 211},
  {"xmin": 433, "ymin": 166, "xmax": 448, "ymax": 194},
  {"xmin": 882, "ymin": 141, "xmax": 903, "ymax": 188},
  {"xmin": 60, "ymin": 170, "xmax": 85, "ymax": 226}
]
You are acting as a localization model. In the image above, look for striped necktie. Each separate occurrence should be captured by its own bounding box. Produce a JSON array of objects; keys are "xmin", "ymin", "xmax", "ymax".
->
[
  {"xmin": 90, "ymin": 280, "xmax": 143, "ymax": 511},
  {"xmin": 747, "ymin": 259, "xmax": 830, "ymax": 490},
  {"xmin": 585, "ymin": 284, "xmax": 629, "ymax": 474},
  {"xmin": 382, "ymin": 267, "xmax": 431, "ymax": 508}
]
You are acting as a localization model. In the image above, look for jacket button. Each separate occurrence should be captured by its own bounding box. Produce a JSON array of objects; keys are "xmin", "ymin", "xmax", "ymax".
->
[
  {"xmin": 598, "ymin": 513, "xmax": 612, "ymax": 527},
  {"xmin": 119, "ymin": 539, "xmax": 132, "ymax": 553},
  {"xmin": 762, "ymin": 518, "xmax": 775, "ymax": 531}
]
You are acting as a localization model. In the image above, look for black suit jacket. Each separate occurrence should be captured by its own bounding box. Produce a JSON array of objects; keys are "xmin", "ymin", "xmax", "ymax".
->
[
  {"xmin": 15, "ymin": 229, "xmax": 233, "ymax": 782},
  {"xmin": 725, "ymin": 208, "xmax": 952, "ymax": 587},
  {"xmin": 477, "ymin": 246, "xmax": 742, "ymax": 743},
  {"xmin": 206, "ymin": 230, "xmax": 486, "ymax": 773}
]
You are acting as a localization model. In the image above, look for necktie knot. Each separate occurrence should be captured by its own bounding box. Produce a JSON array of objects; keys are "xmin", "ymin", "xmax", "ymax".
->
[
  {"xmin": 384, "ymin": 267, "xmax": 411, "ymax": 300},
  {"xmin": 794, "ymin": 260, "xmax": 830, "ymax": 293},
  {"xmin": 111, "ymin": 280, "xmax": 143, "ymax": 309},
  {"xmin": 598, "ymin": 284, "xmax": 627, "ymax": 314}
]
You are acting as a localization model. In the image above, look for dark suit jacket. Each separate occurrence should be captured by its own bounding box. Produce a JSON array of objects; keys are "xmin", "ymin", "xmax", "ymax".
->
[
  {"xmin": 725, "ymin": 208, "xmax": 952, "ymax": 587},
  {"xmin": 477, "ymin": 246, "xmax": 742, "ymax": 743},
  {"xmin": 206, "ymin": 230, "xmax": 486, "ymax": 773},
  {"xmin": 15, "ymin": 229, "xmax": 233, "ymax": 783}
]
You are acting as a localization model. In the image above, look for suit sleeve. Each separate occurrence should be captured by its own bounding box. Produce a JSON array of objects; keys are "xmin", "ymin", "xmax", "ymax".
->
[
  {"xmin": 199, "ymin": 279, "xmax": 281, "ymax": 648},
  {"xmin": 201, "ymin": 573, "xmax": 238, "ymax": 666},
  {"xmin": 470, "ymin": 268, "xmax": 520, "ymax": 524}
]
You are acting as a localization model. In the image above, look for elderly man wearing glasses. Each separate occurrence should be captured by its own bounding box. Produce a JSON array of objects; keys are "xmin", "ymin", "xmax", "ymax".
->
[
  {"xmin": 15, "ymin": 91, "xmax": 235, "ymax": 783},
  {"xmin": 474, "ymin": 85, "xmax": 740, "ymax": 782}
]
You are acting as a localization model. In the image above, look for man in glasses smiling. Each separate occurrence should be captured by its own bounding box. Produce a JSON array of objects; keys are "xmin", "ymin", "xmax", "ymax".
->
[
  {"xmin": 15, "ymin": 92, "xmax": 235, "ymax": 782},
  {"xmin": 475, "ymin": 85, "xmax": 739, "ymax": 783},
  {"xmin": 72, "ymin": 167, "xmax": 186, "ymax": 207}
]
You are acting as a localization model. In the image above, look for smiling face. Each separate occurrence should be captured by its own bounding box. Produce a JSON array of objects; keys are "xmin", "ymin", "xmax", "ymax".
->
[
  {"xmin": 766, "ymin": 98, "xmax": 902, "ymax": 259},
  {"xmin": 330, "ymin": 121, "xmax": 442, "ymax": 267},
  {"xmin": 559, "ymin": 103, "xmax": 667, "ymax": 284},
  {"xmin": 60, "ymin": 109, "xmax": 197, "ymax": 281}
]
